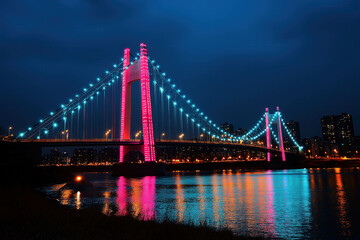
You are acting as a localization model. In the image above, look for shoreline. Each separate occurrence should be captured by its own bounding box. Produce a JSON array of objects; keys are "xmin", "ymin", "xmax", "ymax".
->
[
  {"xmin": 2, "ymin": 159, "xmax": 360, "ymax": 186},
  {"xmin": 36, "ymin": 158, "xmax": 360, "ymax": 174}
]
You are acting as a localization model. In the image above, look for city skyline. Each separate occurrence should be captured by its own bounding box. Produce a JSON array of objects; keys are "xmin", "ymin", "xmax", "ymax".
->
[{"xmin": 0, "ymin": 0, "xmax": 359, "ymax": 138}]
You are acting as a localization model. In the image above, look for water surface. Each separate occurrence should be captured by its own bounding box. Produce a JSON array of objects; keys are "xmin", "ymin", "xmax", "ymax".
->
[{"xmin": 45, "ymin": 168, "xmax": 360, "ymax": 239}]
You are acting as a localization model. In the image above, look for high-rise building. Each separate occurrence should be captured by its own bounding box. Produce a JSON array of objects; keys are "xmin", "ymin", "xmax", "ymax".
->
[
  {"xmin": 336, "ymin": 113, "xmax": 355, "ymax": 156},
  {"xmin": 321, "ymin": 115, "xmax": 337, "ymax": 156},
  {"xmin": 321, "ymin": 113, "xmax": 355, "ymax": 157},
  {"xmin": 303, "ymin": 137, "xmax": 323, "ymax": 158},
  {"xmin": 284, "ymin": 120, "xmax": 301, "ymax": 151},
  {"xmin": 220, "ymin": 122, "xmax": 234, "ymax": 135}
]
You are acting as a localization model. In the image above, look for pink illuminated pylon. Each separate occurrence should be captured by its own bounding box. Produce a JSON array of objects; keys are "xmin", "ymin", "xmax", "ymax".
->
[
  {"xmin": 119, "ymin": 43, "xmax": 156, "ymax": 162},
  {"xmin": 276, "ymin": 106, "xmax": 286, "ymax": 161},
  {"xmin": 265, "ymin": 108, "xmax": 271, "ymax": 162},
  {"xmin": 140, "ymin": 43, "xmax": 156, "ymax": 162},
  {"xmin": 119, "ymin": 48, "xmax": 131, "ymax": 163}
]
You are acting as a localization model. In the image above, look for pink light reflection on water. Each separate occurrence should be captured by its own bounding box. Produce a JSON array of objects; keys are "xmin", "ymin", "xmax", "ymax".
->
[
  {"xmin": 141, "ymin": 176, "xmax": 156, "ymax": 220},
  {"xmin": 116, "ymin": 176, "xmax": 156, "ymax": 220},
  {"xmin": 116, "ymin": 176, "xmax": 127, "ymax": 215},
  {"xmin": 265, "ymin": 170, "xmax": 277, "ymax": 238}
]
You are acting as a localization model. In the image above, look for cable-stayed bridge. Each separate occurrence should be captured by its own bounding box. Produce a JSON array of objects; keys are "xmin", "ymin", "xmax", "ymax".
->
[{"xmin": 16, "ymin": 43, "xmax": 303, "ymax": 163}]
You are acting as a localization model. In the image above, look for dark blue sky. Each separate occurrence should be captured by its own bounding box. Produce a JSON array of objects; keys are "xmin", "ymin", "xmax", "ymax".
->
[{"xmin": 1, "ymin": 0, "xmax": 359, "ymax": 137}]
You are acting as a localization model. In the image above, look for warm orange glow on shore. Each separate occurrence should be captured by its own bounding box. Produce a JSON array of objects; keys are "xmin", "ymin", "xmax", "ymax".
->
[{"xmin": 75, "ymin": 176, "xmax": 82, "ymax": 182}]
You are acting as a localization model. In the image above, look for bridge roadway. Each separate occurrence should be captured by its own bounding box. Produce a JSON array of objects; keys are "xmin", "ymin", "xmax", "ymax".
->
[{"xmin": 19, "ymin": 139, "xmax": 292, "ymax": 154}]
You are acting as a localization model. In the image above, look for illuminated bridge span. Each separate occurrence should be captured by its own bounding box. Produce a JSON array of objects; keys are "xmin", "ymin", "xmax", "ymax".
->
[
  {"xmin": 17, "ymin": 43, "xmax": 303, "ymax": 162},
  {"xmin": 20, "ymin": 139, "xmax": 291, "ymax": 155}
]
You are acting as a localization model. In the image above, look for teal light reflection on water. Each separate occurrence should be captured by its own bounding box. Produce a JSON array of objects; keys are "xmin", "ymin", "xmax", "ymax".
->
[{"xmin": 269, "ymin": 169, "xmax": 311, "ymax": 238}]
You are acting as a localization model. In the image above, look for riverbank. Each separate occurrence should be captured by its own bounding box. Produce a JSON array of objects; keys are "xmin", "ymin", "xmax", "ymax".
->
[
  {"xmin": 3, "ymin": 159, "xmax": 360, "ymax": 187},
  {"xmin": 0, "ymin": 186, "xmax": 258, "ymax": 240},
  {"xmin": 30, "ymin": 159, "xmax": 360, "ymax": 179}
]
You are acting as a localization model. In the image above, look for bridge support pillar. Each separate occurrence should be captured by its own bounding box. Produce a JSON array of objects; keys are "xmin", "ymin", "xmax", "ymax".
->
[
  {"xmin": 119, "ymin": 48, "xmax": 131, "ymax": 163},
  {"xmin": 276, "ymin": 106, "xmax": 286, "ymax": 161},
  {"xmin": 119, "ymin": 43, "xmax": 156, "ymax": 163},
  {"xmin": 265, "ymin": 108, "xmax": 271, "ymax": 162}
]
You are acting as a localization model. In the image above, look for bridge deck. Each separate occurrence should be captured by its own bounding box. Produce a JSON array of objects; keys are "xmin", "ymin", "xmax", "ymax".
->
[{"xmin": 16, "ymin": 139, "xmax": 293, "ymax": 154}]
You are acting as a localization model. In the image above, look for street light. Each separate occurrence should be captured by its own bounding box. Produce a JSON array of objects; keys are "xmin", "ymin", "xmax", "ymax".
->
[
  {"xmin": 8, "ymin": 127, "xmax": 12, "ymax": 137},
  {"xmin": 179, "ymin": 133, "xmax": 184, "ymax": 140},
  {"xmin": 135, "ymin": 130, "xmax": 142, "ymax": 140},
  {"xmin": 200, "ymin": 134, "xmax": 204, "ymax": 141},
  {"xmin": 161, "ymin": 133, "xmax": 165, "ymax": 140},
  {"xmin": 105, "ymin": 129, "xmax": 111, "ymax": 141},
  {"xmin": 38, "ymin": 128, "xmax": 49, "ymax": 140},
  {"xmin": 62, "ymin": 130, "xmax": 69, "ymax": 140}
]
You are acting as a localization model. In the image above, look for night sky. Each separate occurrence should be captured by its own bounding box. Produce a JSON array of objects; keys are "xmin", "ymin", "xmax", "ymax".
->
[{"xmin": 0, "ymin": 0, "xmax": 359, "ymax": 138}]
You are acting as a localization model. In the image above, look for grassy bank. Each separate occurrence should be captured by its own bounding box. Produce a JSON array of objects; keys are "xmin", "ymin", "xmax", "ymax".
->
[{"xmin": 0, "ymin": 186, "xmax": 257, "ymax": 240}]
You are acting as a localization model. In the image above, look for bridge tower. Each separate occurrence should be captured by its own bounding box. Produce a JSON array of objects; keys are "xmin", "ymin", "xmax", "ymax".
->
[
  {"xmin": 265, "ymin": 107, "xmax": 286, "ymax": 162},
  {"xmin": 265, "ymin": 108, "xmax": 271, "ymax": 162},
  {"xmin": 276, "ymin": 106, "xmax": 286, "ymax": 161},
  {"xmin": 119, "ymin": 43, "xmax": 156, "ymax": 163}
]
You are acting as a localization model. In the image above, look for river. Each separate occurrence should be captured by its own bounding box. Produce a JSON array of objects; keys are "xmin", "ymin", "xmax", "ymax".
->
[{"xmin": 44, "ymin": 168, "xmax": 360, "ymax": 239}]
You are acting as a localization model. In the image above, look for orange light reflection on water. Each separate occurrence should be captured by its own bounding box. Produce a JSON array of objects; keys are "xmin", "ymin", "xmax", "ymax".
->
[
  {"xmin": 334, "ymin": 168, "xmax": 352, "ymax": 236},
  {"xmin": 75, "ymin": 191, "xmax": 81, "ymax": 210},
  {"xmin": 196, "ymin": 175, "xmax": 206, "ymax": 220},
  {"xmin": 175, "ymin": 174, "xmax": 185, "ymax": 222},
  {"xmin": 222, "ymin": 171, "xmax": 236, "ymax": 229},
  {"xmin": 102, "ymin": 191, "xmax": 111, "ymax": 215},
  {"xmin": 130, "ymin": 178, "xmax": 142, "ymax": 216},
  {"xmin": 211, "ymin": 174, "xmax": 222, "ymax": 226},
  {"xmin": 60, "ymin": 189, "xmax": 72, "ymax": 205}
]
